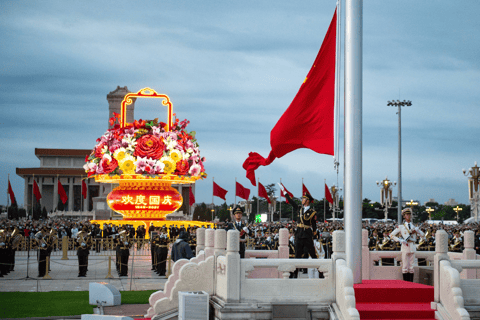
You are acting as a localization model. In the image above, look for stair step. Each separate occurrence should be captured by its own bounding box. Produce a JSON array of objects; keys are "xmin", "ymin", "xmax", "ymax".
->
[
  {"xmin": 356, "ymin": 302, "xmax": 435, "ymax": 319},
  {"xmin": 354, "ymin": 280, "xmax": 434, "ymax": 304}
]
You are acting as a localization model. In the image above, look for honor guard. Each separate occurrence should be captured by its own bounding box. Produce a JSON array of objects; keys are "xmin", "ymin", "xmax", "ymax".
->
[
  {"xmin": 280, "ymin": 184, "xmax": 317, "ymax": 278},
  {"xmin": 36, "ymin": 227, "xmax": 50, "ymax": 277},
  {"xmin": 156, "ymin": 233, "xmax": 169, "ymax": 276},
  {"xmin": 118, "ymin": 230, "xmax": 132, "ymax": 277},
  {"xmin": 75, "ymin": 229, "xmax": 91, "ymax": 277},
  {"xmin": 390, "ymin": 208, "xmax": 425, "ymax": 282},
  {"xmin": 226, "ymin": 206, "xmax": 251, "ymax": 258}
]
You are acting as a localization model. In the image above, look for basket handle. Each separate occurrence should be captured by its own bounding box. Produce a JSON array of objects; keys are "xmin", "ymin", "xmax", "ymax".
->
[{"xmin": 120, "ymin": 87, "xmax": 173, "ymax": 131}]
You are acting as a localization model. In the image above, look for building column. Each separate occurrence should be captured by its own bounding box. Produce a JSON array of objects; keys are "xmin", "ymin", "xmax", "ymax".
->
[
  {"xmin": 24, "ymin": 177, "xmax": 29, "ymax": 216},
  {"xmin": 68, "ymin": 177, "xmax": 74, "ymax": 211}
]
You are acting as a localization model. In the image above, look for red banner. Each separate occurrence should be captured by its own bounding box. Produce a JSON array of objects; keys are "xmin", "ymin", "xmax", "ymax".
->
[
  {"xmin": 82, "ymin": 180, "xmax": 87, "ymax": 200},
  {"xmin": 33, "ymin": 180, "xmax": 42, "ymax": 201},
  {"xmin": 189, "ymin": 187, "xmax": 195, "ymax": 206},
  {"xmin": 7, "ymin": 180, "xmax": 16, "ymax": 205},
  {"xmin": 325, "ymin": 183, "xmax": 333, "ymax": 204},
  {"xmin": 213, "ymin": 181, "xmax": 228, "ymax": 201},
  {"xmin": 258, "ymin": 182, "xmax": 271, "ymax": 204},
  {"xmin": 236, "ymin": 182, "xmax": 250, "ymax": 200},
  {"xmin": 302, "ymin": 183, "xmax": 311, "ymax": 198},
  {"xmin": 58, "ymin": 179, "xmax": 68, "ymax": 204}
]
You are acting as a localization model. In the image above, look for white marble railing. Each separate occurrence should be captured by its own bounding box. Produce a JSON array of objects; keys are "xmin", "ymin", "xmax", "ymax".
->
[
  {"xmin": 335, "ymin": 259, "xmax": 360, "ymax": 320},
  {"xmin": 432, "ymin": 230, "xmax": 479, "ymax": 320}
]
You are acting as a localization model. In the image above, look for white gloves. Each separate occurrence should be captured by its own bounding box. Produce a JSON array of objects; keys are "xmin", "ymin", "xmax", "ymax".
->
[
  {"xmin": 278, "ymin": 183, "xmax": 285, "ymax": 192},
  {"xmin": 243, "ymin": 227, "xmax": 249, "ymax": 233}
]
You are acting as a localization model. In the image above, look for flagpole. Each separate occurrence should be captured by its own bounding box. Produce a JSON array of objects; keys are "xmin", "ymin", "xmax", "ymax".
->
[
  {"xmin": 32, "ymin": 174, "xmax": 35, "ymax": 220},
  {"xmin": 257, "ymin": 178, "xmax": 259, "ymax": 219},
  {"xmin": 212, "ymin": 177, "xmax": 214, "ymax": 222},
  {"xmin": 235, "ymin": 177, "xmax": 237, "ymax": 205},
  {"xmin": 345, "ymin": 0, "xmax": 363, "ymax": 283},
  {"xmin": 324, "ymin": 179, "xmax": 327, "ymax": 223},
  {"xmin": 279, "ymin": 178, "xmax": 282, "ymax": 220},
  {"xmin": 81, "ymin": 177, "xmax": 83, "ymax": 220},
  {"xmin": 7, "ymin": 174, "xmax": 10, "ymax": 219}
]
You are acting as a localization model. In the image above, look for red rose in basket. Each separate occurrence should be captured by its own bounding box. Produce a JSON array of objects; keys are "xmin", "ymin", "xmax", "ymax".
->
[
  {"xmin": 175, "ymin": 159, "xmax": 190, "ymax": 175},
  {"xmin": 134, "ymin": 134, "xmax": 165, "ymax": 159},
  {"xmin": 100, "ymin": 157, "xmax": 118, "ymax": 174}
]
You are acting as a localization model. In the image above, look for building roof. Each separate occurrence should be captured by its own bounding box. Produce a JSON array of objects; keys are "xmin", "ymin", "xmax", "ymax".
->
[
  {"xmin": 16, "ymin": 168, "xmax": 87, "ymax": 177},
  {"xmin": 35, "ymin": 148, "xmax": 91, "ymax": 159}
]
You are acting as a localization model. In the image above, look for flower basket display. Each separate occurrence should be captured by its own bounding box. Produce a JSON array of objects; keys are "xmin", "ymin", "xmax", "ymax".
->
[{"xmin": 84, "ymin": 88, "xmax": 206, "ymax": 220}]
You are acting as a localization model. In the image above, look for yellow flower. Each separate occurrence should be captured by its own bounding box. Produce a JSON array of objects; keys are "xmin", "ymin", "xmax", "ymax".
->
[
  {"xmin": 162, "ymin": 157, "xmax": 176, "ymax": 174},
  {"xmin": 119, "ymin": 155, "xmax": 136, "ymax": 174},
  {"xmin": 170, "ymin": 149, "xmax": 182, "ymax": 163},
  {"xmin": 113, "ymin": 148, "xmax": 127, "ymax": 162}
]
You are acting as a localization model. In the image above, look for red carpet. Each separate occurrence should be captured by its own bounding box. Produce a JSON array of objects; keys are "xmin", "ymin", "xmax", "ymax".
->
[{"xmin": 354, "ymin": 280, "xmax": 435, "ymax": 319}]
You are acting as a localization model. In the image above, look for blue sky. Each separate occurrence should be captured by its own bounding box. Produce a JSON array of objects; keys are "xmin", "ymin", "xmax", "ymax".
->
[{"xmin": 1, "ymin": 0, "xmax": 479, "ymax": 208}]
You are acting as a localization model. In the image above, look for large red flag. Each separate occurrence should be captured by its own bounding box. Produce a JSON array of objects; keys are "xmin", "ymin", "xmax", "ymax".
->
[
  {"xmin": 189, "ymin": 187, "xmax": 196, "ymax": 206},
  {"xmin": 281, "ymin": 183, "xmax": 294, "ymax": 198},
  {"xmin": 213, "ymin": 181, "xmax": 228, "ymax": 201},
  {"xmin": 280, "ymin": 188, "xmax": 289, "ymax": 204},
  {"xmin": 235, "ymin": 182, "xmax": 250, "ymax": 200},
  {"xmin": 33, "ymin": 180, "xmax": 42, "ymax": 201},
  {"xmin": 58, "ymin": 179, "xmax": 68, "ymax": 204},
  {"xmin": 258, "ymin": 182, "xmax": 271, "ymax": 204},
  {"xmin": 325, "ymin": 183, "xmax": 333, "ymax": 205},
  {"xmin": 82, "ymin": 179, "xmax": 87, "ymax": 200},
  {"xmin": 7, "ymin": 180, "xmax": 16, "ymax": 205},
  {"xmin": 243, "ymin": 9, "xmax": 337, "ymax": 186},
  {"xmin": 302, "ymin": 183, "xmax": 311, "ymax": 197}
]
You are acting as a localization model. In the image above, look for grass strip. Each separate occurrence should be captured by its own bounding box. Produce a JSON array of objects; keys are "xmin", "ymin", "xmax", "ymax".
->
[{"xmin": 0, "ymin": 290, "xmax": 156, "ymax": 318}]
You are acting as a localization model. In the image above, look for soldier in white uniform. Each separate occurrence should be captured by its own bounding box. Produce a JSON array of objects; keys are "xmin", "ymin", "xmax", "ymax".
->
[{"xmin": 390, "ymin": 208, "xmax": 425, "ymax": 282}]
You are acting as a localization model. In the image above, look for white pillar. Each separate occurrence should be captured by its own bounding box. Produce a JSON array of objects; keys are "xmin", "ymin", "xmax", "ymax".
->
[
  {"xmin": 196, "ymin": 228, "xmax": 205, "ymax": 255},
  {"xmin": 278, "ymin": 228, "xmax": 289, "ymax": 259},
  {"xmin": 463, "ymin": 231, "xmax": 476, "ymax": 279},
  {"xmin": 205, "ymin": 229, "xmax": 215, "ymax": 257},
  {"xmin": 345, "ymin": 0, "xmax": 363, "ymax": 283},
  {"xmin": 362, "ymin": 229, "xmax": 370, "ymax": 280},
  {"xmin": 214, "ymin": 229, "xmax": 227, "ymax": 257},
  {"xmin": 225, "ymin": 230, "xmax": 240, "ymax": 303}
]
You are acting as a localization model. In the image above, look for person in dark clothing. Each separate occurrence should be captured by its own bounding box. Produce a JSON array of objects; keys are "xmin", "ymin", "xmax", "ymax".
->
[
  {"xmin": 171, "ymin": 231, "xmax": 194, "ymax": 262},
  {"xmin": 280, "ymin": 184, "xmax": 317, "ymax": 278},
  {"xmin": 226, "ymin": 206, "xmax": 251, "ymax": 258}
]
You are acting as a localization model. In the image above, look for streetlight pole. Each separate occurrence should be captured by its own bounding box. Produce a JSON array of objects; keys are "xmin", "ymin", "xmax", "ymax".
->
[
  {"xmin": 426, "ymin": 207, "xmax": 434, "ymax": 221},
  {"xmin": 387, "ymin": 99, "xmax": 412, "ymax": 224},
  {"xmin": 453, "ymin": 206, "xmax": 462, "ymax": 222},
  {"xmin": 376, "ymin": 177, "xmax": 396, "ymax": 221}
]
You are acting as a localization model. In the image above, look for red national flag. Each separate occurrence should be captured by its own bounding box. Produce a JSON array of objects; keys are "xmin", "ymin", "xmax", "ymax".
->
[
  {"xmin": 213, "ymin": 181, "xmax": 228, "ymax": 201},
  {"xmin": 189, "ymin": 187, "xmax": 196, "ymax": 206},
  {"xmin": 280, "ymin": 188, "xmax": 289, "ymax": 204},
  {"xmin": 7, "ymin": 180, "xmax": 16, "ymax": 205},
  {"xmin": 58, "ymin": 179, "xmax": 68, "ymax": 204},
  {"xmin": 281, "ymin": 183, "xmax": 294, "ymax": 198},
  {"xmin": 243, "ymin": 9, "xmax": 337, "ymax": 186},
  {"xmin": 33, "ymin": 180, "xmax": 42, "ymax": 201},
  {"xmin": 325, "ymin": 183, "xmax": 333, "ymax": 204},
  {"xmin": 235, "ymin": 182, "xmax": 250, "ymax": 200},
  {"xmin": 82, "ymin": 180, "xmax": 87, "ymax": 199},
  {"xmin": 302, "ymin": 183, "xmax": 311, "ymax": 197},
  {"xmin": 258, "ymin": 182, "xmax": 271, "ymax": 204}
]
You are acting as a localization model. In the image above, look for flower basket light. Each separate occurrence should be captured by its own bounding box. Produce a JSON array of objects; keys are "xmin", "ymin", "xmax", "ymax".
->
[{"xmin": 84, "ymin": 88, "xmax": 206, "ymax": 220}]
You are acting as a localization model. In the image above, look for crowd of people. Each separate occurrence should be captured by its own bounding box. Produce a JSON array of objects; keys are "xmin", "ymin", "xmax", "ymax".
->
[{"xmin": 0, "ymin": 208, "xmax": 479, "ymax": 279}]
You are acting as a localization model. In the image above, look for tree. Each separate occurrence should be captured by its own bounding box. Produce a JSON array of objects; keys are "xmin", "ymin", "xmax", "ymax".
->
[
  {"xmin": 32, "ymin": 201, "xmax": 42, "ymax": 220},
  {"xmin": 193, "ymin": 203, "xmax": 209, "ymax": 221},
  {"xmin": 42, "ymin": 206, "xmax": 48, "ymax": 219},
  {"xmin": 57, "ymin": 198, "xmax": 65, "ymax": 212}
]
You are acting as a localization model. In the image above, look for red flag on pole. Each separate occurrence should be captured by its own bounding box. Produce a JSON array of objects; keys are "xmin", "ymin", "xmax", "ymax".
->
[
  {"xmin": 213, "ymin": 181, "xmax": 228, "ymax": 201},
  {"xmin": 189, "ymin": 187, "xmax": 196, "ymax": 206},
  {"xmin": 7, "ymin": 180, "xmax": 16, "ymax": 205},
  {"xmin": 302, "ymin": 183, "xmax": 311, "ymax": 197},
  {"xmin": 243, "ymin": 9, "xmax": 337, "ymax": 186},
  {"xmin": 58, "ymin": 179, "xmax": 68, "ymax": 204},
  {"xmin": 258, "ymin": 182, "xmax": 271, "ymax": 204},
  {"xmin": 325, "ymin": 183, "xmax": 333, "ymax": 205},
  {"xmin": 82, "ymin": 180, "xmax": 87, "ymax": 199},
  {"xmin": 235, "ymin": 182, "xmax": 250, "ymax": 200},
  {"xmin": 33, "ymin": 180, "xmax": 42, "ymax": 201},
  {"xmin": 281, "ymin": 183, "xmax": 294, "ymax": 198},
  {"xmin": 280, "ymin": 188, "xmax": 289, "ymax": 204}
]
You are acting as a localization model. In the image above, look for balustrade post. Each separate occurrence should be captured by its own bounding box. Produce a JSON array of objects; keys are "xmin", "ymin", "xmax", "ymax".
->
[
  {"xmin": 463, "ymin": 230, "xmax": 476, "ymax": 279},
  {"xmin": 43, "ymin": 256, "xmax": 52, "ymax": 279},
  {"xmin": 61, "ymin": 236, "xmax": 69, "ymax": 260},
  {"xmin": 205, "ymin": 229, "xmax": 215, "ymax": 258},
  {"xmin": 278, "ymin": 228, "xmax": 289, "ymax": 259},
  {"xmin": 362, "ymin": 229, "xmax": 370, "ymax": 279},
  {"xmin": 214, "ymin": 229, "xmax": 227, "ymax": 257},
  {"xmin": 225, "ymin": 230, "xmax": 240, "ymax": 303},
  {"xmin": 434, "ymin": 229, "xmax": 449, "ymax": 303},
  {"xmin": 196, "ymin": 228, "xmax": 205, "ymax": 255}
]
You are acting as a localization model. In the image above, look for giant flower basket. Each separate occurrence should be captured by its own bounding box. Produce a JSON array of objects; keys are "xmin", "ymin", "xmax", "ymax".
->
[{"xmin": 84, "ymin": 88, "xmax": 206, "ymax": 220}]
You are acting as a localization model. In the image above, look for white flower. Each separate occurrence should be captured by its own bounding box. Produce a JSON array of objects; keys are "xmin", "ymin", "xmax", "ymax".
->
[{"xmin": 189, "ymin": 164, "xmax": 201, "ymax": 176}]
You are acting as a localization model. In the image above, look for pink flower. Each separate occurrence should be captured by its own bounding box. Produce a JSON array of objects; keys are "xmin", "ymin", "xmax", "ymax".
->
[
  {"xmin": 189, "ymin": 164, "xmax": 201, "ymax": 176},
  {"xmin": 135, "ymin": 157, "xmax": 147, "ymax": 173}
]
